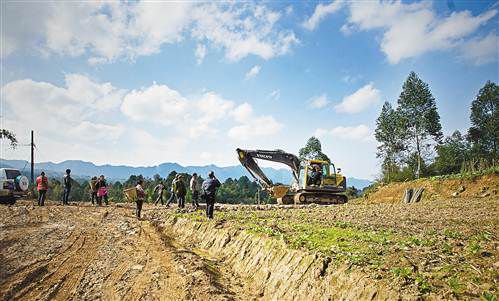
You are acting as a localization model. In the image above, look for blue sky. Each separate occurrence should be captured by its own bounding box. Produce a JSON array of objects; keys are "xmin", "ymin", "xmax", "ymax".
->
[{"xmin": 1, "ymin": 1, "xmax": 497, "ymax": 180}]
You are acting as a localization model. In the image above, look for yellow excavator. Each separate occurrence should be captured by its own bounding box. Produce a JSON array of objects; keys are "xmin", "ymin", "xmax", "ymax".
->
[{"xmin": 236, "ymin": 148, "xmax": 347, "ymax": 205}]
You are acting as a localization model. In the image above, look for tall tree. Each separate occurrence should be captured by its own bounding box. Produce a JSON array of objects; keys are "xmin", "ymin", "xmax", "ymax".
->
[
  {"xmin": 0, "ymin": 129, "xmax": 18, "ymax": 148},
  {"xmin": 397, "ymin": 72, "xmax": 442, "ymax": 178},
  {"xmin": 433, "ymin": 131, "xmax": 469, "ymax": 175},
  {"xmin": 299, "ymin": 137, "xmax": 330, "ymax": 162},
  {"xmin": 468, "ymin": 81, "xmax": 498, "ymax": 167},
  {"xmin": 375, "ymin": 102, "xmax": 405, "ymax": 182}
]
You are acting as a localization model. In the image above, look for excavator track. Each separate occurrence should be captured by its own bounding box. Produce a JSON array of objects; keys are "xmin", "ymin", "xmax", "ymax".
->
[
  {"xmin": 295, "ymin": 192, "xmax": 347, "ymax": 205},
  {"xmin": 277, "ymin": 192, "xmax": 347, "ymax": 205}
]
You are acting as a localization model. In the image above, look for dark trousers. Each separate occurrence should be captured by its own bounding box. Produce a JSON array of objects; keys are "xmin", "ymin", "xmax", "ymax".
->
[
  {"xmin": 154, "ymin": 193, "xmax": 164, "ymax": 205},
  {"xmin": 177, "ymin": 194, "xmax": 185, "ymax": 208},
  {"xmin": 98, "ymin": 194, "xmax": 108, "ymax": 206},
  {"xmin": 136, "ymin": 199, "xmax": 144, "ymax": 218},
  {"xmin": 166, "ymin": 192, "xmax": 176, "ymax": 206},
  {"xmin": 191, "ymin": 191, "xmax": 199, "ymax": 207},
  {"xmin": 63, "ymin": 187, "xmax": 71, "ymax": 205},
  {"xmin": 91, "ymin": 191, "xmax": 97, "ymax": 205},
  {"xmin": 205, "ymin": 194, "xmax": 215, "ymax": 219},
  {"xmin": 38, "ymin": 190, "xmax": 47, "ymax": 206}
]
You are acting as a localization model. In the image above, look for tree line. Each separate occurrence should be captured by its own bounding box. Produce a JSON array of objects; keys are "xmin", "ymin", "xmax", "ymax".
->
[{"xmin": 375, "ymin": 72, "xmax": 497, "ymax": 182}]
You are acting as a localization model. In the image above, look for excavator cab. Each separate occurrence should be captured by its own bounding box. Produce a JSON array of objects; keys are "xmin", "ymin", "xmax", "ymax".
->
[{"xmin": 300, "ymin": 160, "xmax": 347, "ymax": 190}]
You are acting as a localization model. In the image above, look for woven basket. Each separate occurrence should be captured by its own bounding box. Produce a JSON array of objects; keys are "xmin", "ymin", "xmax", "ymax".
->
[{"xmin": 123, "ymin": 187, "xmax": 138, "ymax": 202}]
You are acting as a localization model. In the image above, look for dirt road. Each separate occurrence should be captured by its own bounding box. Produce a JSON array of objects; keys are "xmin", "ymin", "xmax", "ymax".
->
[{"xmin": 0, "ymin": 201, "xmax": 248, "ymax": 301}]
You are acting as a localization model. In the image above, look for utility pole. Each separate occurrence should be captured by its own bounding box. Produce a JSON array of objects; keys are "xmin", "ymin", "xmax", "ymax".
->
[{"xmin": 30, "ymin": 130, "xmax": 34, "ymax": 187}]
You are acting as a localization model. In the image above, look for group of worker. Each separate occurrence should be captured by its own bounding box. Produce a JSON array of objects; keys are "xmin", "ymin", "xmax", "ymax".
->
[
  {"xmin": 36, "ymin": 169, "xmax": 110, "ymax": 206},
  {"xmin": 152, "ymin": 173, "xmax": 199, "ymax": 208},
  {"xmin": 35, "ymin": 169, "xmax": 222, "ymax": 220},
  {"xmin": 89, "ymin": 175, "xmax": 110, "ymax": 206},
  {"xmin": 135, "ymin": 171, "xmax": 221, "ymax": 219},
  {"xmin": 35, "ymin": 169, "xmax": 73, "ymax": 206}
]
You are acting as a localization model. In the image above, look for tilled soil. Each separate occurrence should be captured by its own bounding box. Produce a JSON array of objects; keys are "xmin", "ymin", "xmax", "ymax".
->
[
  {"xmin": 1, "ymin": 197, "xmax": 497, "ymax": 300},
  {"xmin": 0, "ymin": 201, "xmax": 248, "ymax": 301}
]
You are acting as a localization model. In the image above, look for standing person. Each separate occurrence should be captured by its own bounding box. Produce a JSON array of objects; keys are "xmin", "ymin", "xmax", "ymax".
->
[
  {"xmin": 166, "ymin": 174, "xmax": 179, "ymax": 207},
  {"xmin": 89, "ymin": 176, "xmax": 98, "ymax": 205},
  {"xmin": 153, "ymin": 182, "xmax": 165, "ymax": 205},
  {"xmin": 36, "ymin": 171, "xmax": 48, "ymax": 206},
  {"xmin": 201, "ymin": 171, "xmax": 221, "ymax": 219},
  {"xmin": 95, "ymin": 175, "xmax": 109, "ymax": 206},
  {"xmin": 136, "ymin": 179, "xmax": 146, "ymax": 218},
  {"xmin": 190, "ymin": 173, "xmax": 200, "ymax": 208},
  {"xmin": 175, "ymin": 175, "xmax": 186, "ymax": 209},
  {"xmin": 62, "ymin": 169, "xmax": 72, "ymax": 205}
]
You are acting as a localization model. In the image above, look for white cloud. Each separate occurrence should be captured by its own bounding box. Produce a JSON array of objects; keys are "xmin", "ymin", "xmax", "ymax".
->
[
  {"xmin": 1, "ymin": 76, "xmax": 284, "ymax": 169},
  {"xmin": 230, "ymin": 103, "xmax": 254, "ymax": 123},
  {"xmin": 303, "ymin": 0, "xmax": 344, "ymax": 31},
  {"xmin": 228, "ymin": 103, "xmax": 283, "ymax": 140},
  {"xmin": 334, "ymin": 83, "xmax": 380, "ymax": 114},
  {"xmin": 121, "ymin": 83, "xmax": 188, "ymax": 125},
  {"xmin": 200, "ymin": 152, "xmax": 213, "ymax": 160},
  {"xmin": 196, "ymin": 92, "xmax": 235, "ymax": 124},
  {"xmin": 119, "ymin": 82, "xmax": 283, "ymax": 141},
  {"xmin": 315, "ymin": 125, "xmax": 372, "ymax": 142},
  {"xmin": 2, "ymin": 2, "xmax": 298, "ymax": 63},
  {"xmin": 344, "ymin": 1, "xmax": 497, "ymax": 64},
  {"xmin": 192, "ymin": 3, "xmax": 299, "ymax": 62},
  {"xmin": 69, "ymin": 121, "xmax": 125, "ymax": 142},
  {"xmin": 245, "ymin": 65, "xmax": 261, "ymax": 80},
  {"xmin": 195, "ymin": 44, "xmax": 207, "ymax": 64},
  {"xmin": 268, "ymin": 89, "xmax": 281, "ymax": 101},
  {"xmin": 460, "ymin": 32, "xmax": 498, "ymax": 65},
  {"xmin": 64, "ymin": 74, "xmax": 126, "ymax": 111},
  {"xmin": 1, "ymin": 75, "xmax": 126, "ymax": 146},
  {"xmin": 342, "ymin": 74, "xmax": 362, "ymax": 84},
  {"xmin": 188, "ymin": 92, "xmax": 235, "ymax": 137},
  {"xmin": 309, "ymin": 94, "xmax": 330, "ymax": 109}
]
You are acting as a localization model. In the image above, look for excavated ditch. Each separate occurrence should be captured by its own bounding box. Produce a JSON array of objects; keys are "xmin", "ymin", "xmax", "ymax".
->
[{"xmin": 163, "ymin": 217, "xmax": 411, "ymax": 301}]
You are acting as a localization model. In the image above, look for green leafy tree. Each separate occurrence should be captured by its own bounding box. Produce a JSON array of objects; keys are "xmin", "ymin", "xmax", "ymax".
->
[
  {"xmin": 433, "ymin": 131, "xmax": 470, "ymax": 174},
  {"xmin": 468, "ymin": 80, "xmax": 498, "ymax": 167},
  {"xmin": 345, "ymin": 186, "xmax": 360, "ymax": 199},
  {"xmin": 375, "ymin": 102, "xmax": 405, "ymax": 182},
  {"xmin": 0, "ymin": 129, "xmax": 18, "ymax": 148},
  {"xmin": 299, "ymin": 136, "xmax": 330, "ymax": 162},
  {"xmin": 397, "ymin": 71, "xmax": 442, "ymax": 178}
]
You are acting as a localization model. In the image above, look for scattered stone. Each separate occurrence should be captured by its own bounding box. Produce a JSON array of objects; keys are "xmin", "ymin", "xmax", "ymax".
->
[
  {"xmin": 131, "ymin": 264, "xmax": 144, "ymax": 271},
  {"xmin": 452, "ymin": 192, "xmax": 459, "ymax": 197},
  {"xmin": 458, "ymin": 185, "xmax": 466, "ymax": 193},
  {"xmin": 480, "ymin": 192, "xmax": 491, "ymax": 198}
]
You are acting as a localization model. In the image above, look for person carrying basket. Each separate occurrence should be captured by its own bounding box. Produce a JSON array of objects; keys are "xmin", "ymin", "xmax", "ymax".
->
[
  {"xmin": 95, "ymin": 175, "xmax": 109, "ymax": 206},
  {"xmin": 136, "ymin": 179, "xmax": 146, "ymax": 218}
]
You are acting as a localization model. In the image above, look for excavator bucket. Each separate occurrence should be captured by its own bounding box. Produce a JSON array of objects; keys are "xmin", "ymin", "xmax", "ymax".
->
[{"xmin": 271, "ymin": 185, "xmax": 289, "ymax": 199}]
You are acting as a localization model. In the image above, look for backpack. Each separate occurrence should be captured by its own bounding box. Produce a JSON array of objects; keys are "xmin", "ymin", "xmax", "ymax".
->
[{"xmin": 202, "ymin": 178, "xmax": 220, "ymax": 196}]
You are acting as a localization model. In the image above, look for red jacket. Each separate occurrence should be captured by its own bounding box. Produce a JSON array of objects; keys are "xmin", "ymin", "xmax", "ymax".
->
[{"xmin": 36, "ymin": 175, "xmax": 48, "ymax": 191}]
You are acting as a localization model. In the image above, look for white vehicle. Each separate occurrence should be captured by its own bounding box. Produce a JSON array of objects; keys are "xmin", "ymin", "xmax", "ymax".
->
[{"xmin": 0, "ymin": 168, "xmax": 29, "ymax": 204}]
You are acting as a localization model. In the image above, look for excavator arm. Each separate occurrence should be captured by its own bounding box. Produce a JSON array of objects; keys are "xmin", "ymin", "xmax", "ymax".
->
[{"xmin": 236, "ymin": 148, "xmax": 301, "ymax": 189}]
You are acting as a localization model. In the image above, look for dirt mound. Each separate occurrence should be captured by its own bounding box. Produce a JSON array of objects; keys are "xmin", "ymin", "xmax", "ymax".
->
[{"xmin": 364, "ymin": 173, "xmax": 498, "ymax": 204}]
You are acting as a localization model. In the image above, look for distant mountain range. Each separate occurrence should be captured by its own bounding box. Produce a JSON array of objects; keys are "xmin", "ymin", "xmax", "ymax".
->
[{"xmin": 0, "ymin": 159, "xmax": 373, "ymax": 189}]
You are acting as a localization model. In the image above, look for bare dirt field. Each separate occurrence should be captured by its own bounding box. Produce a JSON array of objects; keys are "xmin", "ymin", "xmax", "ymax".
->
[
  {"xmin": 0, "ymin": 194, "xmax": 497, "ymax": 300},
  {"xmin": 0, "ymin": 201, "xmax": 249, "ymax": 301}
]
